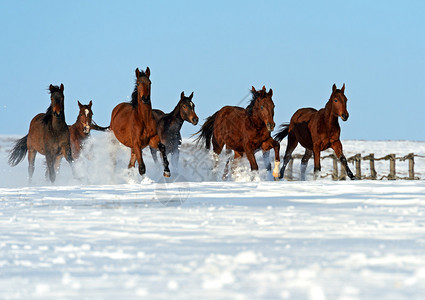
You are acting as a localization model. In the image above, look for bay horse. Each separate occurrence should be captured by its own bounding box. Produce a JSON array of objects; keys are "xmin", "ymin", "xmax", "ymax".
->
[
  {"xmin": 150, "ymin": 91, "xmax": 198, "ymax": 167},
  {"xmin": 110, "ymin": 67, "xmax": 170, "ymax": 177},
  {"xmin": 8, "ymin": 84, "xmax": 73, "ymax": 183},
  {"xmin": 68, "ymin": 100, "xmax": 108, "ymax": 160},
  {"xmin": 274, "ymin": 83, "xmax": 355, "ymax": 180},
  {"xmin": 195, "ymin": 86, "xmax": 280, "ymax": 179}
]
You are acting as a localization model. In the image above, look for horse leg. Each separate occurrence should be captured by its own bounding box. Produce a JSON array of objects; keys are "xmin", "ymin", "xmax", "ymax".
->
[
  {"xmin": 28, "ymin": 148, "xmax": 37, "ymax": 183},
  {"xmin": 132, "ymin": 146, "xmax": 146, "ymax": 176},
  {"xmin": 300, "ymin": 149, "xmax": 313, "ymax": 181},
  {"xmin": 230, "ymin": 151, "xmax": 243, "ymax": 178},
  {"xmin": 128, "ymin": 149, "xmax": 137, "ymax": 168},
  {"xmin": 262, "ymin": 151, "xmax": 271, "ymax": 171},
  {"xmin": 149, "ymin": 136, "xmax": 171, "ymax": 177},
  {"xmin": 245, "ymin": 150, "xmax": 259, "ymax": 171},
  {"xmin": 312, "ymin": 146, "xmax": 321, "ymax": 180},
  {"xmin": 261, "ymin": 137, "xmax": 281, "ymax": 179},
  {"xmin": 170, "ymin": 149, "xmax": 179, "ymax": 170},
  {"xmin": 54, "ymin": 155, "xmax": 62, "ymax": 175},
  {"xmin": 45, "ymin": 153, "xmax": 56, "ymax": 183},
  {"xmin": 211, "ymin": 137, "xmax": 224, "ymax": 178},
  {"xmin": 222, "ymin": 149, "xmax": 234, "ymax": 180},
  {"xmin": 279, "ymin": 132, "xmax": 298, "ymax": 179},
  {"xmin": 331, "ymin": 140, "xmax": 355, "ymax": 180},
  {"xmin": 149, "ymin": 146, "xmax": 159, "ymax": 164}
]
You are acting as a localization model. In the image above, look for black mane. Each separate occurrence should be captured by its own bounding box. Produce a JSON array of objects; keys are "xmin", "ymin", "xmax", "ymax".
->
[
  {"xmin": 246, "ymin": 90, "xmax": 261, "ymax": 115},
  {"xmin": 41, "ymin": 85, "xmax": 64, "ymax": 124},
  {"xmin": 130, "ymin": 70, "xmax": 148, "ymax": 108},
  {"xmin": 130, "ymin": 85, "xmax": 138, "ymax": 108}
]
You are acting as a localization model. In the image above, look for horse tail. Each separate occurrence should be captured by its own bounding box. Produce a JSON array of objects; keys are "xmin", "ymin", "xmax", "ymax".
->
[
  {"xmin": 91, "ymin": 120, "xmax": 109, "ymax": 132},
  {"xmin": 8, "ymin": 135, "xmax": 28, "ymax": 166},
  {"xmin": 273, "ymin": 123, "xmax": 290, "ymax": 142},
  {"xmin": 193, "ymin": 112, "xmax": 218, "ymax": 150}
]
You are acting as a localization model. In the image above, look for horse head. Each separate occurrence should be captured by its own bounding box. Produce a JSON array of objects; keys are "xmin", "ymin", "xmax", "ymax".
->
[
  {"xmin": 250, "ymin": 85, "xmax": 275, "ymax": 132},
  {"xmin": 77, "ymin": 100, "xmax": 93, "ymax": 134},
  {"xmin": 330, "ymin": 83, "xmax": 349, "ymax": 121},
  {"xmin": 135, "ymin": 67, "xmax": 151, "ymax": 104},
  {"xmin": 178, "ymin": 91, "xmax": 198, "ymax": 125},
  {"xmin": 49, "ymin": 84, "xmax": 65, "ymax": 118}
]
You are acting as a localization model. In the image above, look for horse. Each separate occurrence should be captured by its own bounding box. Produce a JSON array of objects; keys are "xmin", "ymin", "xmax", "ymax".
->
[
  {"xmin": 8, "ymin": 84, "xmax": 73, "ymax": 183},
  {"xmin": 109, "ymin": 67, "xmax": 170, "ymax": 177},
  {"xmin": 274, "ymin": 83, "xmax": 355, "ymax": 180},
  {"xmin": 68, "ymin": 100, "xmax": 108, "ymax": 160},
  {"xmin": 150, "ymin": 91, "xmax": 198, "ymax": 167},
  {"xmin": 195, "ymin": 85, "xmax": 280, "ymax": 179}
]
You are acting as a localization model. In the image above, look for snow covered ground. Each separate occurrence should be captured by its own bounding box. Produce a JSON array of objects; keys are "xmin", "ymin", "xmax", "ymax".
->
[{"xmin": 1, "ymin": 134, "xmax": 425, "ymax": 299}]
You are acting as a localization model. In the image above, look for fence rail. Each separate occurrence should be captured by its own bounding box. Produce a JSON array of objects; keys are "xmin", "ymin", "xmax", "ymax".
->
[{"xmin": 283, "ymin": 153, "xmax": 425, "ymax": 181}]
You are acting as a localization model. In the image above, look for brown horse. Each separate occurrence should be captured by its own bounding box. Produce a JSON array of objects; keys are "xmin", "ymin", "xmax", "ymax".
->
[
  {"xmin": 8, "ymin": 84, "xmax": 73, "ymax": 183},
  {"xmin": 195, "ymin": 86, "xmax": 280, "ymax": 179},
  {"xmin": 68, "ymin": 100, "xmax": 108, "ymax": 160},
  {"xmin": 274, "ymin": 83, "xmax": 355, "ymax": 180},
  {"xmin": 110, "ymin": 67, "xmax": 170, "ymax": 177},
  {"xmin": 150, "ymin": 91, "xmax": 198, "ymax": 167}
]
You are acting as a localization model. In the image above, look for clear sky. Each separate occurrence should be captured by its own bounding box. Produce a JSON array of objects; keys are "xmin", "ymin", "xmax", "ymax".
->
[{"xmin": 1, "ymin": 1, "xmax": 424, "ymax": 141}]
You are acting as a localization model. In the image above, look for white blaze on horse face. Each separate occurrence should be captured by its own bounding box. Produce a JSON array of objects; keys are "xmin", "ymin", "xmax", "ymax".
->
[
  {"xmin": 85, "ymin": 109, "xmax": 89, "ymax": 117},
  {"xmin": 190, "ymin": 101, "xmax": 194, "ymax": 109}
]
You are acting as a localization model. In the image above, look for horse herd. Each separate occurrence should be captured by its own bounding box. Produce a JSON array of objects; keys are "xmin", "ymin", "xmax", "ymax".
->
[{"xmin": 8, "ymin": 66, "xmax": 356, "ymax": 183}]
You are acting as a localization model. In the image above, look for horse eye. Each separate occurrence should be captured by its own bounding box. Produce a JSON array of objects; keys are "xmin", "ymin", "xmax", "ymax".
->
[
  {"xmin": 183, "ymin": 105, "xmax": 187, "ymax": 109},
  {"xmin": 260, "ymin": 106, "xmax": 264, "ymax": 110},
  {"xmin": 334, "ymin": 99, "xmax": 338, "ymax": 102}
]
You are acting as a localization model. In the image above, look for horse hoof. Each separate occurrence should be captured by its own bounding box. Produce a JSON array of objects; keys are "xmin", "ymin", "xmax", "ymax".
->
[{"xmin": 163, "ymin": 171, "xmax": 171, "ymax": 178}]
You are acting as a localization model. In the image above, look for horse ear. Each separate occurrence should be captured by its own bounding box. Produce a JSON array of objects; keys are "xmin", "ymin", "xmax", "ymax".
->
[
  {"xmin": 181, "ymin": 91, "xmax": 185, "ymax": 100},
  {"xmin": 251, "ymin": 86, "xmax": 256, "ymax": 92},
  {"xmin": 262, "ymin": 85, "xmax": 266, "ymax": 91},
  {"xmin": 49, "ymin": 84, "xmax": 54, "ymax": 92},
  {"xmin": 60, "ymin": 83, "xmax": 64, "ymax": 92},
  {"xmin": 135, "ymin": 68, "xmax": 140, "ymax": 78},
  {"xmin": 268, "ymin": 88, "xmax": 273, "ymax": 96},
  {"xmin": 332, "ymin": 84, "xmax": 337, "ymax": 93},
  {"xmin": 341, "ymin": 83, "xmax": 345, "ymax": 93},
  {"xmin": 189, "ymin": 91, "xmax": 194, "ymax": 99},
  {"xmin": 77, "ymin": 101, "xmax": 83, "ymax": 108},
  {"xmin": 89, "ymin": 100, "xmax": 93, "ymax": 107},
  {"xmin": 145, "ymin": 66, "xmax": 150, "ymax": 78}
]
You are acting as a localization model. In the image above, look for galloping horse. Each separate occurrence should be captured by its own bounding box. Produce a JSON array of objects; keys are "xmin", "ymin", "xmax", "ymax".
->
[
  {"xmin": 150, "ymin": 91, "xmax": 198, "ymax": 167},
  {"xmin": 274, "ymin": 83, "xmax": 355, "ymax": 180},
  {"xmin": 195, "ymin": 86, "xmax": 280, "ymax": 179},
  {"xmin": 110, "ymin": 67, "xmax": 170, "ymax": 177},
  {"xmin": 68, "ymin": 100, "xmax": 108, "ymax": 160},
  {"xmin": 8, "ymin": 84, "xmax": 73, "ymax": 183}
]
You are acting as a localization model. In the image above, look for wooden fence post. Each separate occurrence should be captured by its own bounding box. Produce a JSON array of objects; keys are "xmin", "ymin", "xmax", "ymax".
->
[
  {"xmin": 354, "ymin": 154, "xmax": 362, "ymax": 179},
  {"xmin": 340, "ymin": 161, "xmax": 347, "ymax": 180},
  {"xmin": 388, "ymin": 154, "xmax": 396, "ymax": 180},
  {"xmin": 369, "ymin": 154, "xmax": 377, "ymax": 180},
  {"xmin": 408, "ymin": 153, "xmax": 415, "ymax": 180},
  {"xmin": 284, "ymin": 158, "xmax": 294, "ymax": 181},
  {"xmin": 332, "ymin": 155, "xmax": 338, "ymax": 181}
]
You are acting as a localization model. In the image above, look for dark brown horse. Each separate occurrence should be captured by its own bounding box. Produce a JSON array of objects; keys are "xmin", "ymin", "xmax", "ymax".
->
[
  {"xmin": 274, "ymin": 83, "xmax": 355, "ymax": 180},
  {"xmin": 195, "ymin": 86, "xmax": 280, "ymax": 179},
  {"xmin": 110, "ymin": 67, "xmax": 170, "ymax": 177},
  {"xmin": 68, "ymin": 100, "xmax": 108, "ymax": 160},
  {"xmin": 8, "ymin": 84, "xmax": 73, "ymax": 183},
  {"xmin": 150, "ymin": 91, "xmax": 198, "ymax": 167}
]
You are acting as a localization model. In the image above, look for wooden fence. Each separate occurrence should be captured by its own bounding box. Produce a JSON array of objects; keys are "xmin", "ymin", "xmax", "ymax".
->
[{"xmin": 283, "ymin": 153, "xmax": 425, "ymax": 181}]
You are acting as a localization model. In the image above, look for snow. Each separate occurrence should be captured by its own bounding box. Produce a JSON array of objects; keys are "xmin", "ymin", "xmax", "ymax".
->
[{"xmin": 1, "ymin": 134, "xmax": 425, "ymax": 299}]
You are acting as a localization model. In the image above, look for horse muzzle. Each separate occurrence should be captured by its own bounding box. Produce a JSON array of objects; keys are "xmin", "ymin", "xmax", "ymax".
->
[
  {"xmin": 266, "ymin": 122, "xmax": 275, "ymax": 132},
  {"xmin": 83, "ymin": 125, "xmax": 91, "ymax": 134},
  {"xmin": 341, "ymin": 113, "xmax": 349, "ymax": 121},
  {"xmin": 191, "ymin": 116, "xmax": 199, "ymax": 125}
]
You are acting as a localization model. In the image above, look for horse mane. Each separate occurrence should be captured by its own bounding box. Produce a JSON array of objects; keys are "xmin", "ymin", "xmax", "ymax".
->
[
  {"xmin": 246, "ymin": 90, "xmax": 260, "ymax": 115},
  {"xmin": 130, "ymin": 70, "xmax": 148, "ymax": 108},
  {"xmin": 41, "ymin": 85, "xmax": 63, "ymax": 124}
]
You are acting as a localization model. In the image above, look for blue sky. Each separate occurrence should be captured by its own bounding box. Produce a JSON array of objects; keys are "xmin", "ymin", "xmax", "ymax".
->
[{"xmin": 1, "ymin": 1, "xmax": 424, "ymax": 140}]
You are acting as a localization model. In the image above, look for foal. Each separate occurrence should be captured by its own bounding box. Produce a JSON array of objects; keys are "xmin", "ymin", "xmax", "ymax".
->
[{"xmin": 150, "ymin": 91, "xmax": 198, "ymax": 167}]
